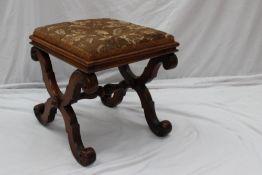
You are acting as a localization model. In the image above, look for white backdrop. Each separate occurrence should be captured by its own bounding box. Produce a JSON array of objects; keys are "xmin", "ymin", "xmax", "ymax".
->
[
  {"xmin": 1, "ymin": 1, "xmax": 262, "ymax": 174},
  {"xmin": 0, "ymin": 0, "xmax": 262, "ymax": 85}
]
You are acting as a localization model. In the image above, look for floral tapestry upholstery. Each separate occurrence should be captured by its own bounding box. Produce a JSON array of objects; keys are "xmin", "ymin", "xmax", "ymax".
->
[{"xmin": 33, "ymin": 18, "xmax": 176, "ymax": 61}]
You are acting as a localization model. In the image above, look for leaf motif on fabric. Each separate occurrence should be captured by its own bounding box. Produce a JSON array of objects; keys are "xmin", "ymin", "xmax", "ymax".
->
[
  {"xmin": 119, "ymin": 35, "xmax": 136, "ymax": 44},
  {"xmin": 55, "ymin": 29, "xmax": 66, "ymax": 35},
  {"xmin": 95, "ymin": 30, "xmax": 109, "ymax": 35},
  {"xmin": 142, "ymin": 29, "xmax": 156, "ymax": 35},
  {"xmin": 69, "ymin": 34, "xmax": 86, "ymax": 42},
  {"xmin": 129, "ymin": 33, "xmax": 144, "ymax": 41},
  {"xmin": 46, "ymin": 26, "xmax": 59, "ymax": 31},
  {"xmin": 126, "ymin": 25, "xmax": 142, "ymax": 30},
  {"xmin": 97, "ymin": 44, "xmax": 105, "ymax": 53},
  {"xmin": 86, "ymin": 38, "xmax": 94, "ymax": 44},
  {"xmin": 99, "ymin": 35, "xmax": 112, "ymax": 41},
  {"xmin": 113, "ymin": 28, "xmax": 122, "ymax": 35},
  {"xmin": 61, "ymin": 37, "xmax": 74, "ymax": 45}
]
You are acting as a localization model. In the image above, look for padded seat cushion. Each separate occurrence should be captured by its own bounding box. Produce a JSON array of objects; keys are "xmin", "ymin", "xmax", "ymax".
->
[{"xmin": 32, "ymin": 18, "xmax": 177, "ymax": 61}]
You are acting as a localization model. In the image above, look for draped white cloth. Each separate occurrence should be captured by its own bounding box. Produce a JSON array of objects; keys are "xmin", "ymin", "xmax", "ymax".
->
[
  {"xmin": 0, "ymin": 75, "xmax": 262, "ymax": 175},
  {"xmin": 0, "ymin": 0, "xmax": 262, "ymax": 85},
  {"xmin": 0, "ymin": 1, "xmax": 262, "ymax": 174}
]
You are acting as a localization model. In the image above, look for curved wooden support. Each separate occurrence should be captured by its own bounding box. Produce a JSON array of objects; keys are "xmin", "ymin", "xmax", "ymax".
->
[
  {"xmin": 60, "ymin": 106, "xmax": 96, "ymax": 166},
  {"xmin": 118, "ymin": 54, "xmax": 178, "ymax": 85},
  {"xmin": 32, "ymin": 45, "xmax": 177, "ymax": 165},
  {"xmin": 162, "ymin": 53, "xmax": 178, "ymax": 70},
  {"xmin": 118, "ymin": 54, "xmax": 177, "ymax": 137},
  {"xmin": 133, "ymin": 84, "xmax": 172, "ymax": 137},
  {"xmin": 101, "ymin": 88, "xmax": 127, "ymax": 108},
  {"xmin": 31, "ymin": 47, "xmax": 62, "ymax": 99},
  {"xmin": 61, "ymin": 70, "xmax": 98, "ymax": 106},
  {"xmin": 31, "ymin": 47, "xmax": 62, "ymax": 124},
  {"xmin": 119, "ymin": 53, "xmax": 178, "ymax": 85},
  {"xmin": 100, "ymin": 81, "xmax": 128, "ymax": 108},
  {"xmin": 31, "ymin": 47, "xmax": 97, "ymax": 166},
  {"xmin": 33, "ymin": 99, "xmax": 57, "ymax": 126},
  {"xmin": 138, "ymin": 53, "xmax": 178, "ymax": 84},
  {"xmin": 59, "ymin": 70, "xmax": 98, "ymax": 166},
  {"xmin": 99, "ymin": 54, "xmax": 177, "ymax": 108}
]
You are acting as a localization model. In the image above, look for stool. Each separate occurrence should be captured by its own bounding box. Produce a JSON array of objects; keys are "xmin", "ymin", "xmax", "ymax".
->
[{"xmin": 30, "ymin": 18, "xmax": 179, "ymax": 166}]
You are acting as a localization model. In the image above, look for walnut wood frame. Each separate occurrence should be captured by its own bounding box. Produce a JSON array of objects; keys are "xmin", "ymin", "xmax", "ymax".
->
[{"xmin": 31, "ymin": 46, "xmax": 178, "ymax": 166}]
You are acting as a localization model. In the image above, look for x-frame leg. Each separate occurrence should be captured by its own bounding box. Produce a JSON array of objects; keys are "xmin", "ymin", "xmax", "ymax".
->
[{"xmin": 31, "ymin": 46, "xmax": 178, "ymax": 166}]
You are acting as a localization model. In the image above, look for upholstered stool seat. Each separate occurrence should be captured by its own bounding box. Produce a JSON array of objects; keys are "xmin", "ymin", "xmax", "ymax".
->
[
  {"xmin": 31, "ymin": 18, "xmax": 178, "ymax": 72},
  {"xmin": 30, "ymin": 18, "xmax": 179, "ymax": 166}
]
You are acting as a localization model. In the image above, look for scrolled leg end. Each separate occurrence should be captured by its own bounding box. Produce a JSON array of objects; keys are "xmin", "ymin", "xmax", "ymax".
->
[
  {"xmin": 33, "ymin": 102, "xmax": 57, "ymax": 126},
  {"xmin": 77, "ymin": 147, "xmax": 96, "ymax": 166},
  {"xmin": 155, "ymin": 120, "xmax": 172, "ymax": 137}
]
